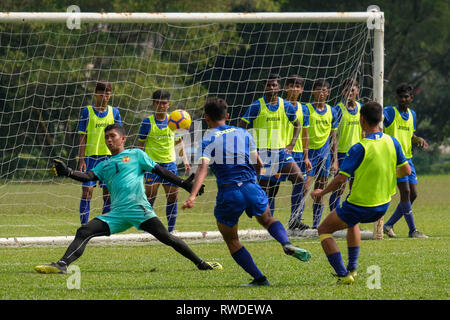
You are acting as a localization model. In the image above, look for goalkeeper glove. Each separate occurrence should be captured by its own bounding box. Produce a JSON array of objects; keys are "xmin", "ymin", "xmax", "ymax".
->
[
  {"xmin": 181, "ymin": 173, "xmax": 205, "ymax": 196},
  {"xmin": 51, "ymin": 159, "xmax": 73, "ymax": 177}
]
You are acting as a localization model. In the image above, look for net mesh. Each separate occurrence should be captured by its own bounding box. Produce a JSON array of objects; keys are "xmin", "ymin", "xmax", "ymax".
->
[{"xmin": 0, "ymin": 20, "xmax": 375, "ymax": 237}]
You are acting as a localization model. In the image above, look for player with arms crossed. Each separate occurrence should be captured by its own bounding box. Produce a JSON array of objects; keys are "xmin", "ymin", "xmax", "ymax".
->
[
  {"xmin": 35, "ymin": 124, "xmax": 222, "ymax": 274},
  {"xmin": 283, "ymin": 75, "xmax": 312, "ymax": 231},
  {"xmin": 383, "ymin": 83, "xmax": 428, "ymax": 238},
  {"xmin": 311, "ymin": 101, "xmax": 411, "ymax": 284},
  {"xmin": 183, "ymin": 98, "xmax": 311, "ymax": 287},
  {"xmin": 238, "ymin": 74, "xmax": 304, "ymax": 217},
  {"xmin": 138, "ymin": 89, "xmax": 191, "ymax": 232},
  {"xmin": 304, "ymin": 79, "xmax": 339, "ymax": 229},
  {"xmin": 329, "ymin": 78, "xmax": 362, "ymax": 211},
  {"xmin": 77, "ymin": 81, "xmax": 122, "ymax": 225}
]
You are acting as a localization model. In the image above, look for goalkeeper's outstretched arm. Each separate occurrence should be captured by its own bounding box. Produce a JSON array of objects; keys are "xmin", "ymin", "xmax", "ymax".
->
[
  {"xmin": 151, "ymin": 164, "xmax": 205, "ymax": 196},
  {"xmin": 51, "ymin": 159, "xmax": 99, "ymax": 183}
]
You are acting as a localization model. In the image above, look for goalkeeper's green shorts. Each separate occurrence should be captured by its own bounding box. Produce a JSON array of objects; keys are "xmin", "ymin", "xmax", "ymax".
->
[{"xmin": 96, "ymin": 206, "xmax": 157, "ymax": 234}]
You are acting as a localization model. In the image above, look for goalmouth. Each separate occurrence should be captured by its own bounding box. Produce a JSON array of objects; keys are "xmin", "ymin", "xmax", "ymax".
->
[{"xmin": 0, "ymin": 9, "xmax": 384, "ymax": 245}]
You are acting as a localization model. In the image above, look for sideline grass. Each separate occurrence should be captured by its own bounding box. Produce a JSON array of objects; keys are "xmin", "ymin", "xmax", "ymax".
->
[
  {"xmin": 0, "ymin": 175, "xmax": 449, "ymax": 300},
  {"xmin": 1, "ymin": 237, "xmax": 448, "ymax": 300}
]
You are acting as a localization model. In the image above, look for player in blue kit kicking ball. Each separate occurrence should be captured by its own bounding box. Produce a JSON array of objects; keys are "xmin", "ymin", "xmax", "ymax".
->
[
  {"xmin": 35, "ymin": 124, "xmax": 222, "ymax": 275},
  {"xmin": 311, "ymin": 102, "xmax": 411, "ymax": 284},
  {"xmin": 183, "ymin": 98, "xmax": 311, "ymax": 287}
]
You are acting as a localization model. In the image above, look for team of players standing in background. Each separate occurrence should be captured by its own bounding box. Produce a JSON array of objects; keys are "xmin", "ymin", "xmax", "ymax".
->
[{"xmin": 50, "ymin": 75, "xmax": 429, "ymax": 285}]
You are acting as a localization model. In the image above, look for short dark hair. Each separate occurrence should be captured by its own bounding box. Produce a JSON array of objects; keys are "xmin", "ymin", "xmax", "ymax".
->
[
  {"xmin": 152, "ymin": 89, "xmax": 171, "ymax": 101},
  {"xmin": 396, "ymin": 83, "xmax": 414, "ymax": 96},
  {"xmin": 286, "ymin": 74, "xmax": 305, "ymax": 87},
  {"xmin": 95, "ymin": 81, "xmax": 112, "ymax": 92},
  {"xmin": 341, "ymin": 78, "xmax": 359, "ymax": 91},
  {"xmin": 105, "ymin": 123, "xmax": 126, "ymax": 136},
  {"xmin": 204, "ymin": 98, "xmax": 228, "ymax": 122},
  {"xmin": 313, "ymin": 79, "xmax": 330, "ymax": 90},
  {"xmin": 265, "ymin": 73, "xmax": 281, "ymax": 84},
  {"xmin": 360, "ymin": 101, "xmax": 382, "ymax": 126}
]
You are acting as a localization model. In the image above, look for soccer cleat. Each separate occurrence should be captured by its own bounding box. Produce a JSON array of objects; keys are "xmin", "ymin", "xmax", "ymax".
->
[
  {"xmin": 348, "ymin": 269, "xmax": 358, "ymax": 278},
  {"xmin": 288, "ymin": 220, "xmax": 310, "ymax": 231},
  {"xmin": 409, "ymin": 230, "xmax": 428, "ymax": 238},
  {"xmin": 197, "ymin": 261, "xmax": 223, "ymax": 271},
  {"xmin": 242, "ymin": 277, "xmax": 270, "ymax": 287},
  {"xmin": 34, "ymin": 262, "xmax": 67, "ymax": 274},
  {"xmin": 383, "ymin": 225, "xmax": 397, "ymax": 238},
  {"xmin": 283, "ymin": 243, "xmax": 312, "ymax": 262},
  {"xmin": 335, "ymin": 274, "xmax": 354, "ymax": 285}
]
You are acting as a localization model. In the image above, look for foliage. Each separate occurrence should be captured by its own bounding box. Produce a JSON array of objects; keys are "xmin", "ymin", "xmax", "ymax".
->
[{"xmin": 0, "ymin": 0, "xmax": 448, "ymax": 180}]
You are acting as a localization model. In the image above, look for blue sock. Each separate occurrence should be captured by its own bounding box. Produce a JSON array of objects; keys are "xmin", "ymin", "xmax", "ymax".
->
[
  {"xmin": 291, "ymin": 183, "xmax": 304, "ymax": 220},
  {"xmin": 79, "ymin": 197, "xmax": 90, "ymax": 225},
  {"xmin": 327, "ymin": 251, "xmax": 348, "ymax": 277},
  {"xmin": 404, "ymin": 209, "xmax": 416, "ymax": 234},
  {"xmin": 267, "ymin": 221, "xmax": 290, "ymax": 245},
  {"xmin": 166, "ymin": 201, "xmax": 178, "ymax": 232},
  {"xmin": 385, "ymin": 202, "xmax": 410, "ymax": 227},
  {"xmin": 102, "ymin": 196, "xmax": 111, "ymax": 214},
  {"xmin": 232, "ymin": 246, "xmax": 265, "ymax": 280},
  {"xmin": 312, "ymin": 203, "xmax": 324, "ymax": 228},
  {"xmin": 329, "ymin": 192, "xmax": 341, "ymax": 211},
  {"xmin": 347, "ymin": 246, "xmax": 360, "ymax": 271},
  {"xmin": 268, "ymin": 197, "xmax": 275, "ymax": 216}
]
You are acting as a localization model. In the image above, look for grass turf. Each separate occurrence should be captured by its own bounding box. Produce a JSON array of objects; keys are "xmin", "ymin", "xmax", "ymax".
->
[{"xmin": 0, "ymin": 175, "xmax": 449, "ymax": 300}]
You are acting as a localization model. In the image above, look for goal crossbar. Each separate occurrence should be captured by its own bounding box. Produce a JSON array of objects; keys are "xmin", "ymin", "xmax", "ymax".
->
[{"xmin": 0, "ymin": 11, "xmax": 383, "ymax": 24}]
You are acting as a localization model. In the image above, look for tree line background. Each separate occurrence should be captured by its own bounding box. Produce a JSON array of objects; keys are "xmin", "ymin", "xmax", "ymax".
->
[{"xmin": 0, "ymin": 0, "xmax": 448, "ymax": 180}]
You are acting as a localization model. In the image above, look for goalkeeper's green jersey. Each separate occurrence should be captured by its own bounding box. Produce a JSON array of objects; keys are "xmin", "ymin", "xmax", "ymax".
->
[{"xmin": 92, "ymin": 148, "xmax": 156, "ymax": 213}]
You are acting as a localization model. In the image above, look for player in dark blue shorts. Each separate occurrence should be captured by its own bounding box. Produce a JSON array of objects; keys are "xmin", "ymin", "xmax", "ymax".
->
[
  {"xmin": 183, "ymin": 98, "xmax": 311, "ymax": 287},
  {"xmin": 311, "ymin": 102, "xmax": 411, "ymax": 285}
]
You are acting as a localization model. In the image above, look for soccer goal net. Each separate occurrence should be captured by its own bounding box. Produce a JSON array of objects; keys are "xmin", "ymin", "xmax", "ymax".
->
[{"xmin": 0, "ymin": 10, "xmax": 384, "ymax": 243}]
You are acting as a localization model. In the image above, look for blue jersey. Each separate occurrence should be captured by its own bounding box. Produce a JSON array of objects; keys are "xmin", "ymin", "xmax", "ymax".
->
[
  {"xmin": 383, "ymin": 106, "xmax": 417, "ymax": 131},
  {"xmin": 138, "ymin": 115, "xmax": 169, "ymax": 140},
  {"xmin": 240, "ymin": 97, "xmax": 297, "ymax": 126},
  {"xmin": 77, "ymin": 105, "xmax": 122, "ymax": 134},
  {"xmin": 197, "ymin": 125, "xmax": 258, "ymax": 187},
  {"xmin": 92, "ymin": 148, "xmax": 156, "ymax": 213},
  {"xmin": 339, "ymin": 132, "xmax": 408, "ymax": 178}
]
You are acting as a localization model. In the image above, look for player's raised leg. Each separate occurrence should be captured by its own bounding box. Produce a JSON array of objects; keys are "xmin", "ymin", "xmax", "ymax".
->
[
  {"xmin": 35, "ymin": 218, "xmax": 111, "ymax": 274},
  {"xmin": 255, "ymin": 204, "xmax": 311, "ymax": 262},
  {"xmin": 140, "ymin": 217, "xmax": 222, "ymax": 271}
]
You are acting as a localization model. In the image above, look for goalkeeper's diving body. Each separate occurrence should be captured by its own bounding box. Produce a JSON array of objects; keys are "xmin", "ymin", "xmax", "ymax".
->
[
  {"xmin": 182, "ymin": 98, "xmax": 311, "ymax": 287},
  {"xmin": 35, "ymin": 123, "xmax": 222, "ymax": 274},
  {"xmin": 310, "ymin": 101, "xmax": 411, "ymax": 285}
]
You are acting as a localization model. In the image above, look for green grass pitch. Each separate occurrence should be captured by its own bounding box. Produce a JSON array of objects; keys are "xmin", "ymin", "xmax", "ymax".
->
[{"xmin": 0, "ymin": 175, "xmax": 449, "ymax": 300}]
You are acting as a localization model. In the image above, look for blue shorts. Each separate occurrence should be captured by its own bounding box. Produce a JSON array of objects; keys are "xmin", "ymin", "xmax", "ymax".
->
[
  {"xmin": 83, "ymin": 156, "xmax": 109, "ymax": 188},
  {"xmin": 258, "ymin": 149, "xmax": 295, "ymax": 183},
  {"xmin": 308, "ymin": 145, "xmax": 331, "ymax": 178},
  {"xmin": 214, "ymin": 181, "xmax": 269, "ymax": 227},
  {"xmin": 397, "ymin": 158, "xmax": 418, "ymax": 185},
  {"xmin": 144, "ymin": 161, "xmax": 178, "ymax": 187},
  {"xmin": 336, "ymin": 200, "xmax": 390, "ymax": 228}
]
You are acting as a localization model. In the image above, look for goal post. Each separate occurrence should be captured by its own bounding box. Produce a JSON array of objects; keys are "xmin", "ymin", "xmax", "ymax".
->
[{"xmin": 0, "ymin": 9, "xmax": 385, "ymax": 241}]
